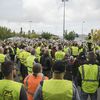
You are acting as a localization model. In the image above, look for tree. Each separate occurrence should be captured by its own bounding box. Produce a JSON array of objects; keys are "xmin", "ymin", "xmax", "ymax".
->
[
  {"xmin": 41, "ymin": 32, "xmax": 52, "ymax": 39},
  {"xmin": 63, "ymin": 31, "xmax": 76, "ymax": 40},
  {"xmin": 0, "ymin": 26, "xmax": 17, "ymax": 40},
  {"xmin": 92, "ymin": 29, "xmax": 100, "ymax": 43},
  {"xmin": 75, "ymin": 33, "xmax": 79, "ymax": 37}
]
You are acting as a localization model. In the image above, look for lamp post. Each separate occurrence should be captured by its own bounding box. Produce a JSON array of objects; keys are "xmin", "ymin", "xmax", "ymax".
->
[{"xmin": 62, "ymin": 0, "xmax": 68, "ymax": 39}]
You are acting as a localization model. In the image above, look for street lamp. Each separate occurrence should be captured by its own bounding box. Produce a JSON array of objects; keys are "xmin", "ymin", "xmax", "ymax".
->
[{"xmin": 62, "ymin": 0, "xmax": 69, "ymax": 38}]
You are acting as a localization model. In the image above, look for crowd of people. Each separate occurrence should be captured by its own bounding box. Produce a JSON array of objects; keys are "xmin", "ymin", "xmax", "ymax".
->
[{"xmin": 0, "ymin": 37, "xmax": 100, "ymax": 100}]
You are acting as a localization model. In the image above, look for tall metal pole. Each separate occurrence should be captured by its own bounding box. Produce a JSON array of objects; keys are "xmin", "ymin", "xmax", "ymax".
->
[
  {"xmin": 63, "ymin": 0, "xmax": 66, "ymax": 38},
  {"xmin": 62, "ymin": 0, "xmax": 68, "ymax": 39}
]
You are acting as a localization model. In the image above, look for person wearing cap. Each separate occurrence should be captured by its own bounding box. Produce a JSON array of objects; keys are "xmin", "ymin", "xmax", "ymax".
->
[
  {"xmin": 78, "ymin": 51, "xmax": 100, "ymax": 100},
  {"xmin": 0, "ymin": 61, "xmax": 27, "ymax": 100},
  {"xmin": 24, "ymin": 63, "xmax": 48, "ymax": 100},
  {"xmin": 34, "ymin": 60, "xmax": 80, "ymax": 100}
]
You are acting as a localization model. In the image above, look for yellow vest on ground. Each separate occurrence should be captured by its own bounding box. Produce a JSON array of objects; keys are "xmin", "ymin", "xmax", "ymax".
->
[
  {"xmin": 0, "ymin": 54, "xmax": 5, "ymax": 63},
  {"xmin": 42, "ymin": 80, "xmax": 73, "ymax": 100},
  {"xmin": 79, "ymin": 64, "xmax": 99, "ymax": 93},
  {"xmin": 55, "ymin": 51, "xmax": 65, "ymax": 60},
  {"xmin": 0, "ymin": 80, "xmax": 22, "ymax": 100},
  {"xmin": 71, "ymin": 46, "xmax": 79, "ymax": 56},
  {"xmin": 26, "ymin": 55, "xmax": 36, "ymax": 74}
]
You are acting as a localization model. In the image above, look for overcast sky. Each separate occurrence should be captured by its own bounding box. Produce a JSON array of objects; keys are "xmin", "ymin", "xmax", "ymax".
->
[{"xmin": 0, "ymin": 0, "xmax": 100, "ymax": 36}]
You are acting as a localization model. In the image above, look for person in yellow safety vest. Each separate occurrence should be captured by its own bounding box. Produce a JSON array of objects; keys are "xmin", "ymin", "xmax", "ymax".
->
[
  {"xmin": 16, "ymin": 47, "xmax": 20, "ymax": 59},
  {"xmin": 19, "ymin": 47, "xmax": 31, "ymax": 80},
  {"xmin": 0, "ymin": 61, "xmax": 27, "ymax": 100},
  {"xmin": 64, "ymin": 45, "xmax": 71, "ymax": 55},
  {"xmin": 79, "ymin": 48, "xmax": 83, "ymax": 54},
  {"xmin": 78, "ymin": 51, "xmax": 100, "ymax": 100},
  {"xmin": 4, "ymin": 46, "xmax": 11, "ymax": 61},
  {"xmin": 55, "ymin": 46, "xmax": 65, "ymax": 60},
  {"xmin": 13, "ymin": 43, "xmax": 21, "ymax": 63},
  {"xmin": 9, "ymin": 45, "xmax": 15, "ymax": 62},
  {"xmin": 0, "ymin": 47, "xmax": 6, "ymax": 63},
  {"xmin": 26, "ymin": 49, "xmax": 37, "ymax": 74},
  {"xmin": 35, "ymin": 43, "xmax": 41, "ymax": 56},
  {"xmin": 19, "ymin": 49, "xmax": 31, "ymax": 66},
  {"xmin": 78, "ymin": 43, "xmax": 84, "ymax": 54},
  {"xmin": 48, "ymin": 44, "xmax": 52, "ymax": 56},
  {"xmin": 34, "ymin": 60, "xmax": 80, "ymax": 100},
  {"xmin": 0, "ymin": 47, "xmax": 6, "ymax": 79},
  {"xmin": 35, "ymin": 45, "xmax": 41, "ymax": 63},
  {"xmin": 94, "ymin": 44, "xmax": 100, "ymax": 53},
  {"xmin": 71, "ymin": 43, "xmax": 79, "ymax": 57}
]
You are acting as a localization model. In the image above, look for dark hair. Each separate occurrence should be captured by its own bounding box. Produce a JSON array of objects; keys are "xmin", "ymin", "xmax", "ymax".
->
[
  {"xmin": 58, "ymin": 45, "xmax": 62, "ymax": 50},
  {"xmin": 1, "ymin": 61, "xmax": 14, "ymax": 77},
  {"xmin": 87, "ymin": 51, "xmax": 96, "ymax": 64},
  {"xmin": 31, "ymin": 49, "xmax": 35, "ymax": 55},
  {"xmin": 52, "ymin": 60, "xmax": 66, "ymax": 73},
  {"xmin": 32, "ymin": 63, "xmax": 42, "ymax": 77}
]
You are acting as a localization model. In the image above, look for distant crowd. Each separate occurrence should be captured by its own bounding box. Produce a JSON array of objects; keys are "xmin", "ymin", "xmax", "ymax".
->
[{"xmin": 0, "ymin": 37, "xmax": 100, "ymax": 100}]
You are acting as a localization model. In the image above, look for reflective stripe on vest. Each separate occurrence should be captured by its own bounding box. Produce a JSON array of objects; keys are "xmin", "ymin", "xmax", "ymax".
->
[
  {"xmin": 42, "ymin": 80, "xmax": 73, "ymax": 100},
  {"xmin": 25, "ymin": 75, "xmax": 45, "ymax": 96},
  {"xmin": 79, "ymin": 64, "xmax": 99, "ymax": 93},
  {"xmin": 0, "ymin": 80, "xmax": 22, "ymax": 100}
]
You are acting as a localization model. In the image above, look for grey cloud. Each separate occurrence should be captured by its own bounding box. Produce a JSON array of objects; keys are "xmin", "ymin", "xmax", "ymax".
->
[
  {"xmin": 0, "ymin": 0, "xmax": 100, "ymax": 35},
  {"xmin": 0, "ymin": 0, "xmax": 23, "ymax": 22}
]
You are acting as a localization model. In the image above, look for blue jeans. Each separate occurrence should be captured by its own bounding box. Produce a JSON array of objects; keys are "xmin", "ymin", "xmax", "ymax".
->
[{"xmin": 80, "ymin": 90, "xmax": 97, "ymax": 100}]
